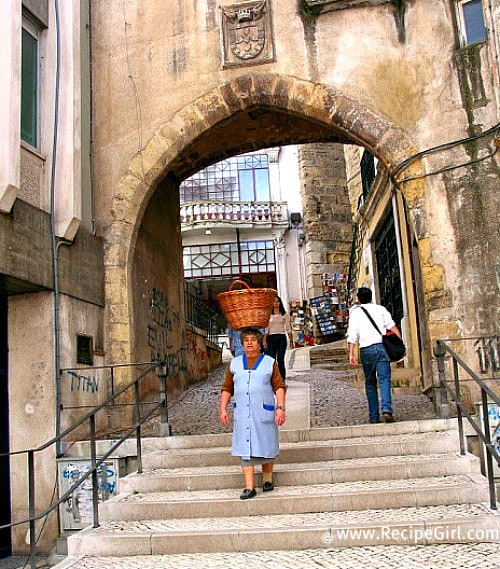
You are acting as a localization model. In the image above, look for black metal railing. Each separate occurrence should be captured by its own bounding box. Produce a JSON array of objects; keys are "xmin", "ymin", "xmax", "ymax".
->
[
  {"xmin": 0, "ymin": 360, "xmax": 168, "ymax": 569},
  {"xmin": 184, "ymin": 286, "xmax": 220, "ymax": 344},
  {"xmin": 434, "ymin": 338, "xmax": 500, "ymax": 509}
]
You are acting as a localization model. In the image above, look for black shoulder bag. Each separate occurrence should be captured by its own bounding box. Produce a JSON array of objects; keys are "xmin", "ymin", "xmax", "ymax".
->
[{"xmin": 359, "ymin": 306, "xmax": 406, "ymax": 362}]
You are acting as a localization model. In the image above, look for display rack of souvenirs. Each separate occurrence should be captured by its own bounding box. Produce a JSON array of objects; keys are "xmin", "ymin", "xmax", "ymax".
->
[
  {"xmin": 289, "ymin": 300, "xmax": 314, "ymax": 347},
  {"xmin": 309, "ymin": 294, "xmax": 337, "ymax": 337},
  {"xmin": 308, "ymin": 273, "xmax": 349, "ymax": 339},
  {"xmin": 322, "ymin": 272, "xmax": 349, "ymax": 334}
]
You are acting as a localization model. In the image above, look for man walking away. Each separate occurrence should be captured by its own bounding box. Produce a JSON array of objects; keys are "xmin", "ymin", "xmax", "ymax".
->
[{"xmin": 347, "ymin": 287, "xmax": 403, "ymax": 424}]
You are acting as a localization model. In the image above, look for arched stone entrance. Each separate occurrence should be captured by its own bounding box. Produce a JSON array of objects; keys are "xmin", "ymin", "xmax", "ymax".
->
[{"xmin": 105, "ymin": 73, "xmax": 429, "ymax": 387}]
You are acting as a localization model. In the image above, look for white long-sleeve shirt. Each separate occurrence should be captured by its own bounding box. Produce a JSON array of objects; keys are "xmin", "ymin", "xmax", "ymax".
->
[
  {"xmin": 265, "ymin": 313, "xmax": 292, "ymax": 336},
  {"xmin": 346, "ymin": 303, "xmax": 396, "ymax": 348}
]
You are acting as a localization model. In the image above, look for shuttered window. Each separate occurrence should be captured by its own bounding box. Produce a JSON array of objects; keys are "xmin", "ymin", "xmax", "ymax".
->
[{"xmin": 21, "ymin": 23, "xmax": 39, "ymax": 147}]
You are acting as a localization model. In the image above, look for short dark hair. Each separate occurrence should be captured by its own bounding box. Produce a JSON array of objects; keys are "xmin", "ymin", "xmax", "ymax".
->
[
  {"xmin": 240, "ymin": 327, "xmax": 264, "ymax": 346},
  {"xmin": 357, "ymin": 287, "xmax": 373, "ymax": 304}
]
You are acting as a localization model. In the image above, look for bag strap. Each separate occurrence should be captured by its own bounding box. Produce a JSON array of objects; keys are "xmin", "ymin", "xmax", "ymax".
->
[{"xmin": 360, "ymin": 306, "xmax": 383, "ymax": 335}]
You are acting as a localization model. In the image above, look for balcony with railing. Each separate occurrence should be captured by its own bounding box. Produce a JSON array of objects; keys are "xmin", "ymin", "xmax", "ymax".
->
[{"xmin": 180, "ymin": 200, "xmax": 289, "ymax": 229}]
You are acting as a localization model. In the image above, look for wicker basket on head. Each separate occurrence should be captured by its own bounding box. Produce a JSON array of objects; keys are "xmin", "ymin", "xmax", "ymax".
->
[{"xmin": 218, "ymin": 280, "xmax": 277, "ymax": 331}]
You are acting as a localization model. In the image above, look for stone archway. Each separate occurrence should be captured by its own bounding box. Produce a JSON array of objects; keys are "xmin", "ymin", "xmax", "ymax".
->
[{"xmin": 105, "ymin": 72, "xmax": 428, "ymax": 369}]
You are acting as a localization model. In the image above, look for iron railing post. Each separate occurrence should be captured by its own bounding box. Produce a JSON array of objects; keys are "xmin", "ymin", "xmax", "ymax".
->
[
  {"xmin": 28, "ymin": 450, "xmax": 36, "ymax": 569},
  {"xmin": 134, "ymin": 379, "xmax": 143, "ymax": 474},
  {"xmin": 452, "ymin": 358, "xmax": 466, "ymax": 456},
  {"xmin": 481, "ymin": 389, "xmax": 497, "ymax": 510},
  {"xmin": 89, "ymin": 414, "xmax": 100, "ymax": 528},
  {"xmin": 433, "ymin": 340, "xmax": 450, "ymax": 418},
  {"xmin": 110, "ymin": 367, "xmax": 115, "ymax": 406},
  {"xmin": 155, "ymin": 362, "xmax": 171, "ymax": 437}
]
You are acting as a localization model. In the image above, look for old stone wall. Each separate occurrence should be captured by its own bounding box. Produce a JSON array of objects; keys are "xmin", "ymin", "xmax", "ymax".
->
[
  {"xmin": 88, "ymin": 0, "xmax": 499, "ymax": 400},
  {"xmin": 132, "ymin": 177, "xmax": 186, "ymax": 399},
  {"xmin": 297, "ymin": 143, "xmax": 353, "ymax": 299}
]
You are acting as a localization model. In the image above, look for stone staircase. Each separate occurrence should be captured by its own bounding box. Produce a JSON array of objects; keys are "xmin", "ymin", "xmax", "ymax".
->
[
  {"xmin": 60, "ymin": 418, "xmax": 500, "ymax": 564},
  {"xmin": 309, "ymin": 342, "xmax": 350, "ymax": 371},
  {"xmin": 309, "ymin": 341, "xmax": 423, "ymax": 395}
]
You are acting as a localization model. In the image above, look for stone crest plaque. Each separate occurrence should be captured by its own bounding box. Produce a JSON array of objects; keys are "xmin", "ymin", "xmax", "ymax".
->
[{"xmin": 221, "ymin": 0, "xmax": 275, "ymax": 68}]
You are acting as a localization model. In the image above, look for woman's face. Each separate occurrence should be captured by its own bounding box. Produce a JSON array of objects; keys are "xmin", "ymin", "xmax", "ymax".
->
[
  {"xmin": 273, "ymin": 298, "xmax": 280, "ymax": 310},
  {"xmin": 242, "ymin": 334, "xmax": 260, "ymax": 356}
]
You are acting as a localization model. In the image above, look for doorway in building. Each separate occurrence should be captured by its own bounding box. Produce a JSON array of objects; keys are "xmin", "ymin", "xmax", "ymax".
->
[
  {"xmin": 0, "ymin": 296, "xmax": 11, "ymax": 557},
  {"xmin": 375, "ymin": 212, "xmax": 404, "ymax": 328}
]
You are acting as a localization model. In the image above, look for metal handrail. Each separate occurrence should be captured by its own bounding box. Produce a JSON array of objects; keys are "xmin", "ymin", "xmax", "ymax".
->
[
  {"xmin": 0, "ymin": 360, "xmax": 168, "ymax": 569},
  {"xmin": 434, "ymin": 339, "xmax": 500, "ymax": 509}
]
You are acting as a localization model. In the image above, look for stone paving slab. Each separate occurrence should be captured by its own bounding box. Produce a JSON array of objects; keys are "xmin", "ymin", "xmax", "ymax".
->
[
  {"xmin": 87, "ymin": 503, "xmax": 498, "ymax": 533},
  {"xmin": 120, "ymin": 452, "xmax": 479, "ymax": 493},
  {"xmin": 141, "ymin": 430, "xmax": 460, "ymax": 470},
  {"xmin": 113, "ymin": 474, "xmax": 485, "ymax": 503},
  {"xmin": 100, "ymin": 474, "xmax": 489, "ymax": 524},
  {"xmin": 53, "ymin": 542, "xmax": 500, "ymax": 569}
]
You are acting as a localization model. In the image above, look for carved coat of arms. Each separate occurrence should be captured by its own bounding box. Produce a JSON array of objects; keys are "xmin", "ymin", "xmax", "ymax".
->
[{"xmin": 221, "ymin": 0, "xmax": 275, "ymax": 68}]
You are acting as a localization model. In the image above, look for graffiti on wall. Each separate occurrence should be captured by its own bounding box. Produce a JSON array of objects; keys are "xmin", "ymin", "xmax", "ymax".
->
[
  {"xmin": 147, "ymin": 287, "xmax": 186, "ymax": 373},
  {"xmin": 185, "ymin": 328, "xmax": 207, "ymax": 379},
  {"xmin": 147, "ymin": 287, "xmax": 179, "ymax": 361},
  {"xmin": 59, "ymin": 459, "xmax": 118, "ymax": 529},
  {"xmin": 67, "ymin": 370, "xmax": 99, "ymax": 393},
  {"xmin": 474, "ymin": 335, "xmax": 500, "ymax": 374}
]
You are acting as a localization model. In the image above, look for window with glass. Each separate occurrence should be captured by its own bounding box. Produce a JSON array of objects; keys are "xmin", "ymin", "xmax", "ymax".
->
[
  {"xmin": 360, "ymin": 150, "xmax": 376, "ymax": 199},
  {"xmin": 21, "ymin": 19, "xmax": 40, "ymax": 148},
  {"xmin": 183, "ymin": 240, "xmax": 275, "ymax": 278},
  {"xmin": 180, "ymin": 153, "xmax": 271, "ymax": 204},
  {"xmin": 457, "ymin": 0, "xmax": 487, "ymax": 46}
]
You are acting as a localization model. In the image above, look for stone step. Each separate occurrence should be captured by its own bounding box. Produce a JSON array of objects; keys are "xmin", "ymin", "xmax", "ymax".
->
[
  {"xmin": 99, "ymin": 473, "xmax": 489, "ymax": 522},
  {"xmin": 120, "ymin": 453, "xmax": 480, "ymax": 494},
  {"xmin": 56, "ymin": 419, "xmax": 500, "ymax": 565},
  {"xmin": 56, "ymin": 542, "xmax": 500, "ymax": 569},
  {"xmin": 141, "ymin": 430, "xmax": 460, "ymax": 470},
  {"xmin": 68, "ymin": 502, "xmax": 500, "ymax": 557}
]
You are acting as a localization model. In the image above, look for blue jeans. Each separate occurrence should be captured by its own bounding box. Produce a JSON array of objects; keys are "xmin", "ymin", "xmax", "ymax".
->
[{"xmin": 359, "ymin": 343, "xmax": 392, "ymax": 423}]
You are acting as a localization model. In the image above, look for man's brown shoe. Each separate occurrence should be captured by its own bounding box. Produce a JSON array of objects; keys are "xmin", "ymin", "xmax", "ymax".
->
[{"xmin": 382, "ymin": 412, "xmax": 395, "ymax": 423}]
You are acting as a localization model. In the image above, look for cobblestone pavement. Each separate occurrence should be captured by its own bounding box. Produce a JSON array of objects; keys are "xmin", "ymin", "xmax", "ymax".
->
[
  {"xmin": 52, "ymin": 543, "xmax": 500, "ymax": 569},
  {"xmin": 142, "ymin": 359, "xmax": 437, "ymax": 436}
]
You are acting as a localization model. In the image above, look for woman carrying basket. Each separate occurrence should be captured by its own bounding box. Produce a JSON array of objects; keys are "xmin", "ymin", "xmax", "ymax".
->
[{"xmin": 219, "ymin": 327, "xmax": 286, "ymax": 499}]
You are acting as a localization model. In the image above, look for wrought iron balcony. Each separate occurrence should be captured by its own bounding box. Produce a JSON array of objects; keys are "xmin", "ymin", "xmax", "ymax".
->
[{"xmin": 180, "ymin": 200, "xmax": 289, "ymax": 228}]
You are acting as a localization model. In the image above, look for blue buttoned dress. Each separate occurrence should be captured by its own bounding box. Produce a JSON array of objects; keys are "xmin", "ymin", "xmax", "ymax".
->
[{"xmin": 230, "ymin": 353, "xmax": 279, "ymax": 461}]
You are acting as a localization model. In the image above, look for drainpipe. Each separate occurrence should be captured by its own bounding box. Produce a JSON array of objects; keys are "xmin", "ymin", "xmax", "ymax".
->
[
  {"xmin": 87, "ymin": 0, "xmax": 96, "ymax": 235},
  {"xmin": 49, "ymin": 0, "xmax": 62, "ymax": 456}
]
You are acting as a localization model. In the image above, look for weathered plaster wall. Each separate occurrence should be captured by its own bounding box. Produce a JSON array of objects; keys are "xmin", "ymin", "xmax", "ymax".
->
[
  {"xmin": 8, "ymin": 292, "xmax": 58, "ymax": 554},
  {"xmin": 58, "ymin": 296, "xmax": 106, "ymax": 435}
]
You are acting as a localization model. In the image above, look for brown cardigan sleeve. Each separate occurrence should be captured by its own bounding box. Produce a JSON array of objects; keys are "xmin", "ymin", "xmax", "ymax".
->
[
  {"xmin": 220, "ymin": 365, "xmax": 234, "ymax": 396},
  {"xmin": 270, "ymin": 362, "xmax": 286, "ymax": 392}
]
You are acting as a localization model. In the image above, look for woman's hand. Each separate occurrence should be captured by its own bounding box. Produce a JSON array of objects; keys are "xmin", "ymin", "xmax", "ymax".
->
[
  {"xmin": 219, "ymin": 407, "xmax": 229, "ymax": 427},
  {"xmin": 275, "ymin": 408, "xmax": 286, "ymax": 426},
  {"xmin": 219, "ymin": 390, "xmax": 231, "ymax": 427}
]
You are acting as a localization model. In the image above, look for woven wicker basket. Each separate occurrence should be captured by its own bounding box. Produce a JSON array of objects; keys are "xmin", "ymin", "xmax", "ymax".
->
[{"xmin": 218, "ymin": 280, "xmax": 277, "ymax": 330}]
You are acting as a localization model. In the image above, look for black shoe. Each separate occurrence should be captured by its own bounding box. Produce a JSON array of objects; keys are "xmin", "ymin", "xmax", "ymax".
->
[
  {"xmin": 240, "ymin": 488, "xmax": 256, "ymax": 500},
  {"xmin": 369, "ymin": 419, "xmax": 380, "ymax": 424},
  {"xmin": 262, "ymin": 482, "xmax": 274, "ymax": 492},
  {"xmin": 382, "ymin": 412, "xmax": 395, "ymax": 423}
]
